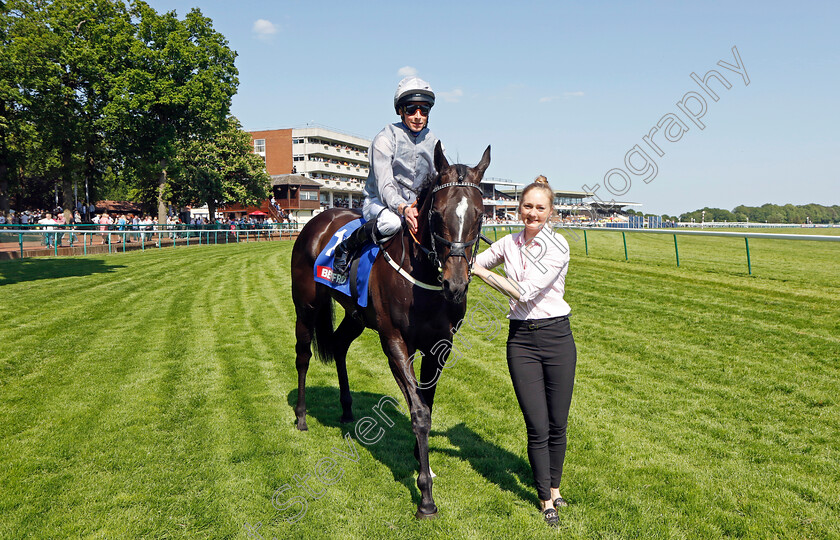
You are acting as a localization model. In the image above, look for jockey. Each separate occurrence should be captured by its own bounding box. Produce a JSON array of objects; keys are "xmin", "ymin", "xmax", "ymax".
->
[{"xmin": 331, "ymin": 76, "xmax": 442, "ymax": 284}]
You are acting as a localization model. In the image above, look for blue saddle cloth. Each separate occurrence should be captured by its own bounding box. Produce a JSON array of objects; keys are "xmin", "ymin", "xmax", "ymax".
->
[{"xmin": 313, "ymin": 218, "xmax": 380, "ymax": 308}]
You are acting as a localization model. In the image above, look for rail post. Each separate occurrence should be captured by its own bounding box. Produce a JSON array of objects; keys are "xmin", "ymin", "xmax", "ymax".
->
[
  {"xmin": 745, "ymin": 237, "xmax": 752, "ymax": 275},
  {"xmin": 622, "ymin": 231, "xmax": 628, "ymax": 261},
  {"xmin": 19, "ymin": 233, "xmax": 23, "ymax": 258},
  {"xmin": 673, "ymin": 234, "xmax": 680, "ymax": 267},
  {"xmin": 584, "ymin": 229, "xmax": 588, "ymax": 256}
]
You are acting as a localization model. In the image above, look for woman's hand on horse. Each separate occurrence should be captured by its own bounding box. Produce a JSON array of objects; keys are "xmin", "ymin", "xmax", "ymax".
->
[{"xmin": 472, "ymin": 264, "xmax": 489, "ymax": 279}]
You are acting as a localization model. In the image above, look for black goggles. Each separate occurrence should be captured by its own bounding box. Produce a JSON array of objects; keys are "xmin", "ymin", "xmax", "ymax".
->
[{"xmin": 403, "ymin": 103, "xmax": 431, "ymax": 116}]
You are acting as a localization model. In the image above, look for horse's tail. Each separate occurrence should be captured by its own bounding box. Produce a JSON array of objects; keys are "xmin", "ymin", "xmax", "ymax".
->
[{"xmin": 312, "ymin": 297, "xmax": 336, "ymax": 364}]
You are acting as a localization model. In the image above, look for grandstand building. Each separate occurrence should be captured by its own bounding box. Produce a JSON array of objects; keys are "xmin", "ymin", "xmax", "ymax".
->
[
  {"xmin": 241, "ymin": 125, "xmax": 641, "ymax": 225},
  {"xmin": 240, "ymin": 126, "xmax": 369, "ymax": 222}
]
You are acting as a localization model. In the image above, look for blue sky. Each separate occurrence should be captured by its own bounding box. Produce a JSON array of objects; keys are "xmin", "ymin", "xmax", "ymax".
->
[{"xmin": 145, "ymin": 0, "xmax": 838, "ymax": 216}]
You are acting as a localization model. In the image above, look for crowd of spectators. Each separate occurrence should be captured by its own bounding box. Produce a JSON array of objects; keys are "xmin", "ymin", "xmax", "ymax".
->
[
  {"xmin": 299, "ymin": 137, "xmax": 367, "ymax": 156},
  {"xmin": 309, "ymin": 172, "xmax": 365, "ymax": 185},
  {"xmin": 0, "ymin": 207, "xmax": 296, "ymax": 249},
  {"xmin": 327, "ymin": 198, "xmax": 362, "ymax": 209}
]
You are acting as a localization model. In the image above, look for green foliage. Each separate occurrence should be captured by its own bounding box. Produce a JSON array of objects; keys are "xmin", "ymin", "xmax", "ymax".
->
[
  {"xmin": 108, "ymin": 1, "xmax": 238, "ymax": 164},
  {"xmin": 682, "ymin": 203, "xmax": 840, "ymax": 224},
  {"xmin": 0, "ymin": 0, "xmax": 240, "ymax": 218},
  {"xmin": 0, "ymin": 0, "xmax": 37, "ymax": 210},
  {"xmin": 168, "ymin": 116, "xmax": 270, "ymax": 218}
]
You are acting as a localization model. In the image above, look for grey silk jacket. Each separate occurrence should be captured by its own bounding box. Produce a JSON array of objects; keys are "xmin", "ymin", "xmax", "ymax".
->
[{"xmin": 363, "ymin": 122, "xmax": 441, "ymax": 213}]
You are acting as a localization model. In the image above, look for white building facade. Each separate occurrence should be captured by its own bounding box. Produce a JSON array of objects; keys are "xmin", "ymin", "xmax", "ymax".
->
[{"xmin": 289, "ymin": 127, "xmax": 370, "ymax": 211}]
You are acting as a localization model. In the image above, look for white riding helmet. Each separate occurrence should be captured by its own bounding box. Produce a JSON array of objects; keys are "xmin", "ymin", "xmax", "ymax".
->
[{"xmin": 393, "ymin": 76, "xmax": 435, "ymax": 114}]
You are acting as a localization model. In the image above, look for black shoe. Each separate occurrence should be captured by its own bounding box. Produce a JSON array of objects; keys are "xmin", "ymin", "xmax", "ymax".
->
[
  {"xmin": 554, "ymin": 497, "xmax": 569, "ymax": 508},
  {"xmin": 331, "ymin": 220, "xmax": 376, "ymax": 284},
  {"xmin": 331, "ymin": 248, "xmax": 351, "ymax": 284},
  {"xmin": 543, "ymin": 508, "xmax": 559, "ymax": 527}
]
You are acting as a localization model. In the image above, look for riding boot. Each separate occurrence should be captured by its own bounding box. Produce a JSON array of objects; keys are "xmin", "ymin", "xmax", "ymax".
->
[{"xmin": 331, "ymin": 219, "xmax": 377, "ymax": 284}]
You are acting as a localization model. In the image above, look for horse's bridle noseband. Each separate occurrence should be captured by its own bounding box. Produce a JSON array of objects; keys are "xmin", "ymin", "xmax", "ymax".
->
[
  {"xmin": 425, "ymin": 170, "xmax": 484, "ymax": 274},
  {"xmin": 385, "ymin": 169, "xmax": 485, "ymax": 291}
]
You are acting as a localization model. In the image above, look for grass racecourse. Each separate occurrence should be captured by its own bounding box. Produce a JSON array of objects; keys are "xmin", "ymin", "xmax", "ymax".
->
[{"xmin": 1, "ymin": 228, "xmax": 838, "ymax": 539}]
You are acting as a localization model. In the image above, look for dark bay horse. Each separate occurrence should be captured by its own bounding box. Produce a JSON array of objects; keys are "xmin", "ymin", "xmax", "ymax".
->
[{"xmin": 290, "ymin": 142, "xmax": 490, "ymax": 518}]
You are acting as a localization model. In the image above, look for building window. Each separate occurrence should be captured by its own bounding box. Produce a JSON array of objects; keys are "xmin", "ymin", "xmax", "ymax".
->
[
  {"xmin": 300, "ymin": 190, "xmax": 318, "ymax": 201},
  {"xmin": 293, "ymin": 155, "xmax": 305, "ymax": 162},
  {"xmin": 254, "ymin": 139, "xmax": 265, "ymax": 154},
  {"xmin": 293, "ymin": 138, "xmax": 305, "ymax": 144}
]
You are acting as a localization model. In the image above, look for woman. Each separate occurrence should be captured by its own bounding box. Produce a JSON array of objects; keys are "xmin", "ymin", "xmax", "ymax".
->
[
  {"xmin": 472, "ymin": 176, "xmax": 576, "ymax": 527},
  {"xmin": 330, "ymin": 76, "xmax": 442, "ymax": 284},
  {"xmin": 98, "ymin": 211, "xmax": 112, "ymax": 245}
]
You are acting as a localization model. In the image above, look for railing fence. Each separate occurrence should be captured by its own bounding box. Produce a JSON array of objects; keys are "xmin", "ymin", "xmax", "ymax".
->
[{"xmin": 481, "ymin": 224, "xmax": 840, "ymax": 275}]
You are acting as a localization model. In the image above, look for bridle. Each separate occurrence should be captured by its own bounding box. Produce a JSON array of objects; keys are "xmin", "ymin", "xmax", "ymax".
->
[
  {"xmin": 416, "ymin": 166, "xmax": 485, "ymax": 274},
  {"xmin": 381, "ymin": 167, "xmax": 485, "ymax": 291}
]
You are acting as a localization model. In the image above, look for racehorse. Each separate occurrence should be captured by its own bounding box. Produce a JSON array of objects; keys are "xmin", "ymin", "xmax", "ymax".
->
[{"xmin": 290, "ymin": 142, "xmax": 490, "ymax": 518}]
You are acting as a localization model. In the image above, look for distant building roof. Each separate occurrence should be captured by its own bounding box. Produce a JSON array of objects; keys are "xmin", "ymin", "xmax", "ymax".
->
[
  {"xmin": 95, "ymin": 200, "xmax": 143, "ymax": 213},
  {"xmin": 589, "ymin": 200, "xmax": 643, "ymax": 208},
  {"xmin": 270, "ymin": 174, "xmax": 322, "ymax": 188}
]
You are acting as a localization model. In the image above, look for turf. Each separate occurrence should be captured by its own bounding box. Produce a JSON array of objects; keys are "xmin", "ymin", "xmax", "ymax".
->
[{"xmin": 0, "ymin": 231, "xmax": 838, "ymax": 539}]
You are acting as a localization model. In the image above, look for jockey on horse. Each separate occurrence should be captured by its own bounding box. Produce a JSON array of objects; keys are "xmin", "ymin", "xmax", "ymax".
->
[{"xmin": 330, "ymin": 76, "xmax": 442, "ymax": 284}]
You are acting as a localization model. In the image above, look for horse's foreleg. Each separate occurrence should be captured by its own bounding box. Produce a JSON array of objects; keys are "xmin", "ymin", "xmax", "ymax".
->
[
  {"xmin": 294, "ymin": 315, "xmax": 314, "ymax": 431},
  {"xmin": 383, "ymin": 337, "xmax": 438, "ymax": 519},
  {"xmin": 413, "ymin": 346, "xmax": 445, "ymax": 476},
  {"xmin": 333, "ymin": 315, "xmax": 365, "ymax": 423}
]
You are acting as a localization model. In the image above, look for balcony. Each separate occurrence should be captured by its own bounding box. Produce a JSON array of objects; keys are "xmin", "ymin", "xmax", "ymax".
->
[
  {"xmin": 320, "ymin": 179, "xmax": 364, "ymax": 192},
  {"xmin": 304, "ymin": 143, "xmax": 367, "ymax": 163},
  {"xmin": 307, "ymin": 161, "xmax": 368, "ymax": 180}
]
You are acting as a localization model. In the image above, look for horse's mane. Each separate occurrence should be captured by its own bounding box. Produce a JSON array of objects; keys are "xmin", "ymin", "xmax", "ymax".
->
[{"xmin": 414, "ymin": 172, "xmax": 438, "ymax": 212}]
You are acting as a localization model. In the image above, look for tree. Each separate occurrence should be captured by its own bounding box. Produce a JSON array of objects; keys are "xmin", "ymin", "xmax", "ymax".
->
[
  {"xmin": 22, "ymin": 0, "xmax": 136, "ymax": 221},
  {"xmin": 109, "ymin": 1, "xmax": 238, "ymax": 225},
  {"xmin": 0, "ymin": 0, "xmax": 137, "ymax": 221},
  {"xmin": 168, "ymin": 116, "xmax": 269, "ymax": 221},
  {"xmin": 0, "ymin": 0, "xmax": 37, "ymax": 218}
]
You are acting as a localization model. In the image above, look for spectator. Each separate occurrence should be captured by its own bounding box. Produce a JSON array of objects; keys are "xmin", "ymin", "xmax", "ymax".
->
[
  {"xmin": 99, "ymin": 212, "xmax": 112, "ymax": 244},
  {"xmin": 38, "ymin": 212, "xmax": 57, "ymax": 248}
]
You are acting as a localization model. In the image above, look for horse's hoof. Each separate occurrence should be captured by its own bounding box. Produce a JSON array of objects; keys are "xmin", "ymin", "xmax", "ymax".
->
[
  {"xmin": 295, "ymin": 419, "xmax": 308, "ymax": 431},
  {"xmin": 340, "ymin": 414, "xmax": 355, "ymax": 424},
  {"xmin": 415, "ymin": 506, "xmax": 438, "ymax": 520}
]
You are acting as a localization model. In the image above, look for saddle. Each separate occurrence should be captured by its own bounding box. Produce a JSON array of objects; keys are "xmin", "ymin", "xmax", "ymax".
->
[{"xmin": 313, "ymin": 218, "xmax": 380, "ymax": 307}]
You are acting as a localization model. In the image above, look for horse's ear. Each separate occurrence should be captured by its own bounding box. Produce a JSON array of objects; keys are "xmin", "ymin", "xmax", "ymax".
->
[
  {"xmin": 474, "ymin": 145, "xmax": 491, "ymax": 178},
  {"xmin": 434, "ymin": 141, "xmax": 449, "ymax": 173}
]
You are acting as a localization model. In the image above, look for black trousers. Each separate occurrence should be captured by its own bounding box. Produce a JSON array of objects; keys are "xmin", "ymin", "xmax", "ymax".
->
[{"xmin": 507, "ymin": 316, "xmax": 577, "ymax": 501}]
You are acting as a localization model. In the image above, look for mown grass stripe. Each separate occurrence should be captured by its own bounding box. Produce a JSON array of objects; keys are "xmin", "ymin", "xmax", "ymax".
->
[{"xmin": 1, "ymin": 238, "xmax": 838, "ymax": 538}]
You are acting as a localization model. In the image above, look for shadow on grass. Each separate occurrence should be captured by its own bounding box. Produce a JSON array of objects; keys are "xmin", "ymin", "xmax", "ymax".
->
[
  {"xmin": 433, "ymin": 422, "xmax": 537, "ymax": 507},
  {"xmin": 0, "ymin": 257, "xmax": 124, "ymax": 285},
  {"xmin": 288, "ymin": 386, "xmax": 536, "ymax": 509}
]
